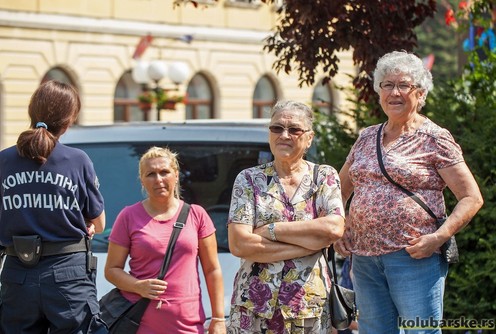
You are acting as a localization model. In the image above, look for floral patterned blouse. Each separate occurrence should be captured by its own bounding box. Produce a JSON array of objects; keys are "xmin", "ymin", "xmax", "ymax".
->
[
  {"xmin": 346, "ymin": 116, "xmax": 464, "ymax": 256},
  {"xmin": 228, "ymin": 161, "xmax": 344, "ymax": 320}
]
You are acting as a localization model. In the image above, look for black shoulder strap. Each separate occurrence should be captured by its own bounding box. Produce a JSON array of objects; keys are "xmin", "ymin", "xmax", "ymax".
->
[
  {"xmin": 376, "ymin": 123, "xmax": 437, "ymax": 219},
  {"xmin": 322, "ymin": 247, "xmax": 338, "ymax": 284},
  {"xmin": 313, "ymin": 164, "xmax": 339, "ymax": 282},
  {"xmin": 312, "ymin": 164, "xmax": 320, "ymax": 215},
  {"xmin": 157, "ymin": 203, "xmax": 191, "ymax": 279},
  {"xmin": 313, "ymin": 164, "xmax": 319, "ymax": 185}
]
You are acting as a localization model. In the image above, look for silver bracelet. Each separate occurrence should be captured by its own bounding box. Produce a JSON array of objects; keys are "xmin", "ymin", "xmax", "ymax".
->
[
  {"xmin": 211, "ymin": 317, "xmax": 226, "ymax": 322},
  {"xmin": 268, "ymin": 223, "xmax": 277, "ymax": 241}
]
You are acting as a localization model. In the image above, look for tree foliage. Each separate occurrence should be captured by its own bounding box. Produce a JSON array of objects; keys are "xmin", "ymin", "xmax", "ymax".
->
[
  {"xmin": 415, "ymin": 0, "xmax": 460, "ymax": 83},
  {"xmin": 263, "ymin": 0, "xmax": 436, "ymax": 115},
  {"xmin": 313, "ymin": 82, "xmax": 382, "ymax": 168},
  {"xmin": 177, "ymin": 0, "xmax": 436, "ymax": 115}
]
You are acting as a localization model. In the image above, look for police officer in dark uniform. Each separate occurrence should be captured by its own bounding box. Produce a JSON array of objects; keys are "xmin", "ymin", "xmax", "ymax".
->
[{"xmin": 0, "ymin": 80, "xmax": 108, "ymax": 333}]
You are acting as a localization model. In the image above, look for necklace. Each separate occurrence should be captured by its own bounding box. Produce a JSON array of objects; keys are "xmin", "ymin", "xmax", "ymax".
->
[
  {"xmin": 276, "ymin": 161, "xmax": 307, "ymax": 180},
  {"xmin": 276, "ymin": 161, "xmax": 308, "ymax": 200},
  {"xmin": 383, "ymin": 115, "xmax": 423, "ymax": 147},
  {"xmin": 143, "ymin": 198, "xmax": 179, "ymax": 221}
]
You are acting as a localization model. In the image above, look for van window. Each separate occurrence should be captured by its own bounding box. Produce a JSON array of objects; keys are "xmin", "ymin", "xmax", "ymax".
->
[{"xmin": 69, "ymin": 142, "xmax": 272, "ymax": 253}]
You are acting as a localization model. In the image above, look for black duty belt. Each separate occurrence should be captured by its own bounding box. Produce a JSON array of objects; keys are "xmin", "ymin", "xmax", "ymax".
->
[{"xmin": 5, "ymin": 238, "xmax": 87, "ymax": 257}]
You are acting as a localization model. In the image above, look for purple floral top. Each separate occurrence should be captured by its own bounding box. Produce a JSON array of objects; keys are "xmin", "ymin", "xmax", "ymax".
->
[
  {"xmin": 228, "ymin": 161, "xmax": 344, "ymax": 320},
  {"xmin": 346, "ymin": 117, "xmax": 464, "ymax": 256}
]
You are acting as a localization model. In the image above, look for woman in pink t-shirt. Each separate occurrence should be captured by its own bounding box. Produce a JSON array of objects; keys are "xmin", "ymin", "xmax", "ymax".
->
[{"xmin": 104, "ymin": 146, "xmax": 226, "ymax": 334}]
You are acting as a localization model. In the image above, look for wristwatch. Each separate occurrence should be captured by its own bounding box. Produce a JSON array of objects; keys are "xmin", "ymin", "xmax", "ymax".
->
[{"xmin": 268, "ymin": 223, "xmax": 277, "ymax": 241}]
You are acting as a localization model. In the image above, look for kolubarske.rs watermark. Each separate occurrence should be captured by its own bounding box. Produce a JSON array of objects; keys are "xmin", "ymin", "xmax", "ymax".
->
[{"xmin": 398, "ymin": 316, "xmax": 495, "ymax": 330}]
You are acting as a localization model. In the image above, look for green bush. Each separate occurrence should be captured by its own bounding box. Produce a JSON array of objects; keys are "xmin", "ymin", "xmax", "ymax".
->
[{"xmin": 312, "ymin": 86, "xmax": 382, "ymax": 169}]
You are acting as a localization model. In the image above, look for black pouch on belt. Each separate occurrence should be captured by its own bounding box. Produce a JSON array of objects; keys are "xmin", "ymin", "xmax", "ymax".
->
[
  {"xmin": 12, "ymin": 235, "xmax": 42, "ymax": 267},
  {"xmin": 86, "ymin": 237, "xmax": 98, "ymax": 272}
]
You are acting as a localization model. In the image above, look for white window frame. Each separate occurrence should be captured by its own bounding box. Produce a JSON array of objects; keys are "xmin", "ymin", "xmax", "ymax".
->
[{"xmin": 225, "ymin": 0, "xmax": 262, "ymax": 9}]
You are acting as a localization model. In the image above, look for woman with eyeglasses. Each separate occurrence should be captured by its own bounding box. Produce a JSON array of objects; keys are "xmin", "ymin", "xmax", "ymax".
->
[
  {"xmin": 335, "ymin": 51, "xmax": 483, "ymax": 333},
  {"xmin": 227, "ymin": 100, "xmax": 345, "ymax": 334}
]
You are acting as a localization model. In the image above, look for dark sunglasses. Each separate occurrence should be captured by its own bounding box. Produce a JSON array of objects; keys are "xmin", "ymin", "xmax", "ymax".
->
[{"xmin": 269, "ymin": 125, "xmax": 311, "ymax": 136}]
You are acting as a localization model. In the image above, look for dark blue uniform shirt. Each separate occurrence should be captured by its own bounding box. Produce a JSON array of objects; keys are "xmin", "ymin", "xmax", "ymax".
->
[{"xmin": 0, "ymin": 142, "xmax": 104, "ymax": 245}]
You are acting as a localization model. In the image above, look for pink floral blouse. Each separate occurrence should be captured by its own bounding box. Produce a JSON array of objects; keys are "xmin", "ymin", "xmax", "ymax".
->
[
  {"xmin": 346, "ymin": 117, "xmax": 464, "ymax": 256},
  {"xmin": 228, "ymin": 161, "xmax": 344, "ymax": 320}
]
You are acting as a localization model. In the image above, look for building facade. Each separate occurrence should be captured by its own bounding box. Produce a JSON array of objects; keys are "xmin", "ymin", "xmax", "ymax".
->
[{"xmin": 0, "ymin": 0, "xmax": 356, "ymax": 149}]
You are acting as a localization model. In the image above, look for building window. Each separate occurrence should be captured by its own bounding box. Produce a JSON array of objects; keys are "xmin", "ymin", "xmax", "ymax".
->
[
  {"xmin": 114, "ymin": 71, "xmax": 145, "ymax": 122},
  {"xmin": 225, "ymin": 0, "xmax": 261, "ymax": 8},
  {"xmin": 175, "ymin": 0, "xmax": 216, "ymax": 5},
  {"xmin": 253, "ymin": 75, "xmax": 277, "ymax": 118},
  {"xmin": 185, "ymin": 73, "xmax": 213, "ymax": 119},
  {"xmin": 312, "ymin": 79, "xmax": 333, "ymax": 115},
  {"xmin": 41, "ymin": 67, "xmax": 75, "ymax": 86}
]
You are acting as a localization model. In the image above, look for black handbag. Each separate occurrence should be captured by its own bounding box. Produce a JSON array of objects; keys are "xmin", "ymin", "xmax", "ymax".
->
[
  {"xmin": 376, "ymin": 123, "xmax": 459, "ymax": 264},
  {"xmin": 322, "ymin": 248, "xmax": 358, "ymax": 330},
  {"xmin": 99, "ymin": 203, "xmax": 191, "ymax": 333}
]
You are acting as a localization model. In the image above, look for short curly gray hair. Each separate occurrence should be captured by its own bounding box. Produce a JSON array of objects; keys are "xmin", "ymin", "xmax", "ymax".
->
[
  {"xmin": 270, "ymin": 100, "xmax": 314, "ymax": 130},
  {"xmin": 373, "ymin": 51, "xmax": 433, "ymax": 110}
]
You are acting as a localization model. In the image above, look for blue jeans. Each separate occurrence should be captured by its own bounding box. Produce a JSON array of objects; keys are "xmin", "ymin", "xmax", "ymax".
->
[{"xmin": 352, "ymin": 249, "xmax": 448, "ymax": 334}]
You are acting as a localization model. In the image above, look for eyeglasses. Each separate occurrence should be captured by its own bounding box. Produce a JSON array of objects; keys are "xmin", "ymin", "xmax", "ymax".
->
[
  {"xmin": 269, "ymin": 125, "xmax": 311, "ymax": 136},
  {"xmin": 379, "ymin": 81, "xmax": 417, "ymax": 93}
]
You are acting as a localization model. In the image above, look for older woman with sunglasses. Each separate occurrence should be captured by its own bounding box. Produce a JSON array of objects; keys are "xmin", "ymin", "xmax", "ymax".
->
[
  {"xmin": 335, "ymin": 51, "xmax": 483, "ymax": 333},
  {"xmin": 227, "ymin": 100, "xmax": 345, "ymax": 334}
]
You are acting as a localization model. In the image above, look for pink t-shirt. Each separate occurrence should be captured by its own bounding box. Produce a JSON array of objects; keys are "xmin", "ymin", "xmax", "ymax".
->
[
  {"xmin": 109, "ymin": 200, "xmax": 216, "ymax": 332},
  {"xmin": 346, "ymin": 117, "xmax": 464, "ymax": 256}
]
